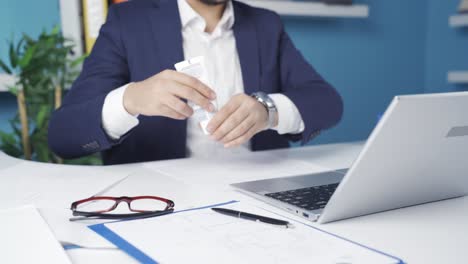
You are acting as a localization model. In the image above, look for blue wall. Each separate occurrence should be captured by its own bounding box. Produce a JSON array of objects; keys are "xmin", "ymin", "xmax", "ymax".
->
[
  {"xmin": 0, "ymin": 0, "xmax": 466, "ymax": 144},
  {"xmin": 284, "ymin": 0, "xmax": 428, "ymax": 144},
  {"xmin": 0, "ymin": 0, "xmax": 60, "ymax": 133},
  {"xmin": 425, "ymin": 0, "xmax": 468, "ymax": 93},
  {"xmin": 0, "ymin": 1, "xmax": 60, "ymax": 68},
  {"xmin": 0, "ymin": 94, "xmax": 16, "ymax": 132}
]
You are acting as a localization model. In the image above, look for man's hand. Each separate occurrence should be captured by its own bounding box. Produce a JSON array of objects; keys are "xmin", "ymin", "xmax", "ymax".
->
[
  {"xmin": 207, "ymin": 93, "xmax": 273, "ymax": 148},
  {"xmin": 123, "ymin": 70, "xmax": 216, "ymax": 119}
]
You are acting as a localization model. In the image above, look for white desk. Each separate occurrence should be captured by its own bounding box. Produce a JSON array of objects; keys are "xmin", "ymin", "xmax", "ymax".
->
[
  {"xmin": 0, "ymin": 150, "xmax": 23, "ymax": 170},
  {"xmin": 1, "ymin": 142, "xmax": 466, "ymax": 263}
]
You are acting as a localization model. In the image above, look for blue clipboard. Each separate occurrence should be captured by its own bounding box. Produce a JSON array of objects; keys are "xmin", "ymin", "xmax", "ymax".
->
[{"xmin": 89, "ymin": 200, "xmax": 405, "ymax": 264}]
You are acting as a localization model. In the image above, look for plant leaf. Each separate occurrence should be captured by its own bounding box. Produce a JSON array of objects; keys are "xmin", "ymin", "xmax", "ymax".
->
[
  {"xmin": 36, "ymin": 105, "xmax": 49, "ymax": 129},
  {"xmin": 9, "ymin": 118, "xmax": 22, "ymax": 139},
  {"xmin": 70, "ymin": 55, "xmax": 87, "ymax": 68},
  {"xmin": 9, "ymin": 41, "xmax": 19, "ymax": 68},
  {"xmin": 18, "ymin": 45, "xmax": 37, "ymax": 68},
  {"xmin": 0, "ymin": 59, "xmax": 12, "ymax": 74},
  {"xmin": 0, "ymin": 131, "xmax": 23, "ymax": 158},
  {"xmin": 51, "ymin": 24, "xmax": 60, "ymax": 36},
  {"xmin": 0, "ymin": 131, "xmax": 15, "ymax": 144},
  {"xmin": 1, "ymin": 25, "xmax": 92, "ymax": 163},
  {"xmin": 22, "ymin": 33, "xmax": 34, "ymax": 45},
  {"xmin": 8, "ymin": 85, "xmax": 19, "ymax": 96}
]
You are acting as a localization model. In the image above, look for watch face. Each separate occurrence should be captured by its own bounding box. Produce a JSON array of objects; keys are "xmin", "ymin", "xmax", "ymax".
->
[{"xmin": 257, "ymin": 91, "xmax": 267, "ymax": 97}]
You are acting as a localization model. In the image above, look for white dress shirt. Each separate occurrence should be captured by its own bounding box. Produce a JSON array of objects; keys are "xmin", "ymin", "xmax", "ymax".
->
[{"xmin": 101, "ymin": 0, "xmax": 305, "ymax": 158}]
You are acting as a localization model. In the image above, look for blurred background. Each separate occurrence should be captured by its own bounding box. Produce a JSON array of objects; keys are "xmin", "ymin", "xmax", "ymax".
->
[{"xmin": 0, "ymin": 0, "xmax": 467, "ymax": 164}]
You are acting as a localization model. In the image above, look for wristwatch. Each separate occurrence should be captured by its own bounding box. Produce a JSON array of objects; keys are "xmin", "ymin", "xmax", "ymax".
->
[{"xmin": 251, "ymin": 92, "xmax": 278, "ymax": 129}]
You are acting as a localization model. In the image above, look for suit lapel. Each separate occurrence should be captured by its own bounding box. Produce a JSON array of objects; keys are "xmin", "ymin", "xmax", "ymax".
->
[
  {"xmin": 233, "ymin": 2, "xmax": 260, "ymax": 95},
  {"xmin": 148, "ymin": 0, "xmax": 185, "ymax": 70}
]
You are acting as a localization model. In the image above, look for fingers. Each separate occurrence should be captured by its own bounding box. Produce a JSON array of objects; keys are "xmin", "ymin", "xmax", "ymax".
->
[
  {"xmin": 159, "ymin": 105, "xmax": 187, "ymax": 120},
  {"xmin": 206, "ymin": 95, "xmax": 243, "ymax": 134},
  {"xmin": 224, "ymin": 124, "xmax": 259, "ymax": 148},
  {"xmin": 161, "ymin": 70, "xmax": 216, "ymax": 100},
  {"xmin": 165, "ymin": 96, "xmax": 193, "ymax": 118},
  {"xmin": 219, "ymin": 115, "xmax": 256, "ymax": 144},
  {"xmin": 169, "ymin": 82, "xmax": 215, "ymax": 112},
  {"xmin": 211, "ymin": 107, "xmax": 250, "ymax": 141}
]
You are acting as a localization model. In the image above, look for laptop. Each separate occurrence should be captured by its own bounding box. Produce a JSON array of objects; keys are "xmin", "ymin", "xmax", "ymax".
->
[{"xmin": 232, "ymin": 92, "xmax": 468, "ymax": 224}]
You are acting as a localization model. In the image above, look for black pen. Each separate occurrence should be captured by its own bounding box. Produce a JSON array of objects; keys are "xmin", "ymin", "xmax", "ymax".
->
[{"xmin": 211, "ymin": 207, "xmax": 292, "ymax": 228}]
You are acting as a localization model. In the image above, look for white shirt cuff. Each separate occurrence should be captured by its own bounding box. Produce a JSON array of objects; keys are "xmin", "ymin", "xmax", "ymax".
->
[
  {"xmin": 102, "ymin": 83, "xmax": 140, "ymax": 140},
  {"xmin": 268, "ymin": 93, "xmax": 305, "ymax": 135}
]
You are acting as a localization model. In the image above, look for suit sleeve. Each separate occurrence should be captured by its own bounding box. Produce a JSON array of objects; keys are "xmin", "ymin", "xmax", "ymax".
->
[
  {"xmin": 48, "ymin": 6, "xmax": 130, "ymax": 159},
  {"xmin": 277, "ymin": 20, "xmax": 343, "ymax": 144}
]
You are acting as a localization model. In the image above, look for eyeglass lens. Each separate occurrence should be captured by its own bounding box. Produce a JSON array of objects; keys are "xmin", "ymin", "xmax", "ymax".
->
[{"xmin": 76, "ymin": 198, "xmax": 169, "ymax": 213}]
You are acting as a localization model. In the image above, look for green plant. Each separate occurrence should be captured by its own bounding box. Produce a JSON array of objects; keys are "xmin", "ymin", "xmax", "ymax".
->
[{"xmin": 0, "ymin": 26, "xmax": 102, "ymax": 165}]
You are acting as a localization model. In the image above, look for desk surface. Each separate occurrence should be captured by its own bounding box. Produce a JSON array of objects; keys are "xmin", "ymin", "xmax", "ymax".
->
[{"xmin": 1, "ymin": 142, "xmax": 466, "ymax": 264}]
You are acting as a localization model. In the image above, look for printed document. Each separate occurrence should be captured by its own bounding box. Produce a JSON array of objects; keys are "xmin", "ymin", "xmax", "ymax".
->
[{"xmin": 101, "ymin": 202, "xmax": 400, "ymax": 264}]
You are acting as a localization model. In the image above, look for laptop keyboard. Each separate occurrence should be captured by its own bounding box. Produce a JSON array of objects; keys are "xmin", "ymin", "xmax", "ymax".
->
[{"xmin": 264, "ymin": 183, "xmax": 339, "ymax": 211}]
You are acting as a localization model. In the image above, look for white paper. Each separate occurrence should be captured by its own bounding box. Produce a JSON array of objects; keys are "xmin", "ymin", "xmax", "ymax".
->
[
  {"xmin": 36, "ymin": 167, "xmax": 224, "ymax": 250},
  {"xmin": 0, "ymin": 161, "xmax": 131, "ymax": 210},
  {"xmin": 66, "ymin": 248, "xmax": 137, "ymax": 264},
  {"xmin": 39, "ymin": 208, "xmax": 117, "ymax": 249},
  {"xmin": 144, "ymin": 151, "xmax": 327, "ymax": 189},
  {"xmin": 103, "ymin": 202, "xmax": 398, "ymax": 264},
  {"xmin": 0, "ymin": 205, "xmax": 72, "ymax": 264},
  {"xmin": 102, "ymin": 167, "xmax": 217, "ymax": 209}
]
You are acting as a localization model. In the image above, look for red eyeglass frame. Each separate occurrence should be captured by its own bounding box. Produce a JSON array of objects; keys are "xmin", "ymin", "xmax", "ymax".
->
[{"xmin": 70, "ymin": 195, "xmax": 175, "ymax": 221}]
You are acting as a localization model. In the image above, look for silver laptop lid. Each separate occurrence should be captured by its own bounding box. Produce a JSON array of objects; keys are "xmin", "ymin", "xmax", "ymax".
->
[{"xmin": 319, "ymin": 92, "xmax": 468, "ymax": 223}]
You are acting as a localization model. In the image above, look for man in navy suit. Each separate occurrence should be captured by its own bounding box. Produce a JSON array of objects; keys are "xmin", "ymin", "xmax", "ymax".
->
[{"xmin": 48, "ymin": 0, "xmax": 343, "ymax": 165}]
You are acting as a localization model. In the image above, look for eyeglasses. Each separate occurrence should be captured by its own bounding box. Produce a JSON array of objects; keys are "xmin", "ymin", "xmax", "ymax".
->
[{"xmin": 70, "ymin": 196, "xmax": 175, "ymax": 221}]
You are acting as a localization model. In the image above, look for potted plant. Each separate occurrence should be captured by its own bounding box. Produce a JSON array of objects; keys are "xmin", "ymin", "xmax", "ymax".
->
[{"xmin": 0, "ymin": 26, "xmax": 101, "ymax": 165}]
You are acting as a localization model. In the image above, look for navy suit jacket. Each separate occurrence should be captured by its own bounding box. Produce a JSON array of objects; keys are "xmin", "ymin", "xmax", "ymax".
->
[{"xmin": 48, "ymin": 0, "xmax": 343, "ymax": 165}]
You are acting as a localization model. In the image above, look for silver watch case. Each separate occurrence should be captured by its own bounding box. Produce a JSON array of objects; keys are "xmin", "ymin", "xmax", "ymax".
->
[{"xmin": 251, "ymin": 92, "xmax": 278, "ymax": 129}]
